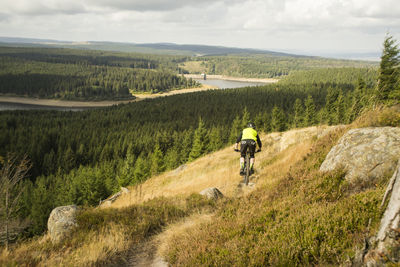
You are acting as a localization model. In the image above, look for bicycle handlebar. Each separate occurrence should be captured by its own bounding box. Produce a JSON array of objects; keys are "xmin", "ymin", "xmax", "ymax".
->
[{"xmin": 234, "ymin": 149, "xmax": 261, "ymax": 153}]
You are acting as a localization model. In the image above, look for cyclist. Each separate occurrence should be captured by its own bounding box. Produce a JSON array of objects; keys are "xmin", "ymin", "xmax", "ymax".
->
[{"xmin": 234, "ymin": 122, "xmax": 262, "ymax": 175}]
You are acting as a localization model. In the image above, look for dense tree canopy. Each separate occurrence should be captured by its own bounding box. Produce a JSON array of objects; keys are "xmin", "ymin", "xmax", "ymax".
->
[{"xmin": 180, "ymin": 55, "xmax": 378, "ymax": 78}]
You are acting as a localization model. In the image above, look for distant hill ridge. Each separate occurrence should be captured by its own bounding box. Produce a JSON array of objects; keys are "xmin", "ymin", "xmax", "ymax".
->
[{"xmin": 0, "ymin": 36, "xmax": 306, "ymax": 57}]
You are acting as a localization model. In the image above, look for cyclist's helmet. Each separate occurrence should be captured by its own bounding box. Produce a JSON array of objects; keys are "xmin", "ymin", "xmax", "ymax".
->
[{"xmin": 247, "ymin": 122, "xmax": 256, "ymax": 129}]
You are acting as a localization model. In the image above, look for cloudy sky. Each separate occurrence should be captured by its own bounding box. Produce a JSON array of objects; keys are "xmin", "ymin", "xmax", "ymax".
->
[{"xmin": 1, "ymin": 0, "xmax": 399, "ymax": 56}]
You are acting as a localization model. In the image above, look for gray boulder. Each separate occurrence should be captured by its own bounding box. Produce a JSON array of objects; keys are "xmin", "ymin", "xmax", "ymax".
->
[
  {"xmin": 47, "ymin": 205, "xmax": 78, "ymax": 244},
  {"xmin": 320, "ymin": 127, "xmax": 400, "ymax": 183},
  {"xmin": 200, "ymin": 187, "xmax": 223, "ymax": 200}
]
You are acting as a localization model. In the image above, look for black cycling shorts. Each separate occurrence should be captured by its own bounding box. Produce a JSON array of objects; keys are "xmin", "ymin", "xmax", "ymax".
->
[{"xmin": 240, "ymin": 139, "xmax": 256, "ymax": 158}]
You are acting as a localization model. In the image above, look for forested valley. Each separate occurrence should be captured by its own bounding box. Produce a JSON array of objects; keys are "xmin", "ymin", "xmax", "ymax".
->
[
  {"xmin": 0, "ymin": 35, "xmax": 398, "ymax": 242},
  {"xmin": 0, "ymin": 46, "xmax": 378, "ymax": 100},
  {"xmin": 0, "ymin": 47, "xmax": 197, "ymax": 100},
  {"xmin": 0, "ymin": 67, "xmax": 378, "ymax": 235}
]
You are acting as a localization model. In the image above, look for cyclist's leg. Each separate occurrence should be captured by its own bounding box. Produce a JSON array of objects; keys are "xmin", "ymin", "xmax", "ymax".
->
[
  {"xmin": 249, "ymin": 141, "xmax": 256, "ymax": 174},
  {"xmin": 240, "ymin": 141, "xmax": 248, "ymax": 174}
]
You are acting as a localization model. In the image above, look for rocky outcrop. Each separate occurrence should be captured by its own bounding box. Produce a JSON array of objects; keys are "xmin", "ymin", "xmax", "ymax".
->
[
  {"xmin": 47, "ymin": 205, "xmax": 78, "ymax": 244},
  {"xmin": 99, "ymin": 187, "xmax": 130, "ymax": 207},
  {"xmin": 320, "ymin": 127, "xmax": 400, "ymax": 183},
  {"xmin": 200, "ymin": 187, "xmax": 223, "ymax": 200},
  {"xmin": 263, "ymin": 125, "xmax": 344, "ymax": 154},
  {"xmin": 279, "ymin": 125, "xmax": 345, "ymax": 152},
  {"xmin": 355, "ymin": 161, "xmax": 400, "ymax": 266}
]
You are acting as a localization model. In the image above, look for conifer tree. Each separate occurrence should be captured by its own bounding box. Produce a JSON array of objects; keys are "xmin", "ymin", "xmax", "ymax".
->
[
  {"xmin": 304, "ymin": 95, "xmax": 317, "ymax": 126},
  {"xmin": 207, "ymin": 127, "xmax": 223, "ymax": 152},
  {"xmin": 180, "ymin": 129, "xmax": 194, "ymax": 164},
  {"xmin": 164, "ymin": 148, "xmax": 179, "ymax": 170},
  {"xmin": 324, "ymin": 87, "xmax": 338, "ymax": 125},
  {"xmin": 150, "ymin": 143, "xmax": 164, "ymax": 176},
  {"xmin": 117, "ymin": 148, "xmax": 136, "ymax": 187},
  {"xmin": 30, "ymin": 176, "xmax": 53, "ymax": 235},
  {"xmin": 189, "ymin": 118, "xmax": 208, "ymax": 161},
  {"xmin": 133, "ymin": 153, "xmax": 149, "ymax": 183},
  {"xmin": 271, "ymin": 106, "xmax": 286, "ymax": 132},
  {"xmin": 348, "ymin": 79, "xmax": 365, "ymax": 123},
  {"xmin": 229, "ymin": 115, "xmax": 242, "ymax": 143},
  {"xmin": 241, "ymin": 107, "xmax": 250, "ymax": 128},
  {"xmin": 254, "ymin": 112, "xmax": 265, "ymax": 132},
  {"xmin": 293, "ymin": 98, "xmax": 304, "ymax": 128},
  {"xmin": 63, "ymin": 146, "xmax": 76, "ymax": 171},
  {"xmin": 334, "ymin": 90, "xmax": 345, "ymax": 124},
  {"xmin": 377, "ymin": 34, "xmax": 400, "ymax": 103}
]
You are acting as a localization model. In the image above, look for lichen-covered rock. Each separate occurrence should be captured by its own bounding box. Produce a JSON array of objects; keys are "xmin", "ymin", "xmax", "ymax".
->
[
  {"xmin": 47, "ymin": 205, "xmax": 78, "ymax": 244},
  {"xmin": 320, "ymin": 127, "xmax": 400, "ymax": 183},
  {"xmin": 200, "ymin": 187, "xmax": 223, "ymax": 200}
]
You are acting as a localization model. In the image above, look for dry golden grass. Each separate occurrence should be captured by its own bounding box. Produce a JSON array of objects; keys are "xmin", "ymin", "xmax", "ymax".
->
[
  {"xmin": 0, "ymin": 223, "xmax": 129, "ymax": 266},
  {"xmin": 110, "ymin": 125, "xmax": 339, "ymax": 210},
  {"xmin": 65, "ymin": 223, "xmax": 129, "ymax": 266},
  {"xmin": 110, "ymin": 146, "xmax": 242, "ymax": 208},
  {"xmin": 157, "ymin": 213, "xmax": 213, "ymax": 260},
  {"xmin": 352, "ymin": 104, "xmax": 400, "ymax": 128}
]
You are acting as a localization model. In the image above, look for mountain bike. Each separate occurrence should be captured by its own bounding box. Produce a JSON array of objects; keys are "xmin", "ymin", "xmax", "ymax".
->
[{"xmin": 235, "ymin": 147, "xmax": 260, "ymax": 186}]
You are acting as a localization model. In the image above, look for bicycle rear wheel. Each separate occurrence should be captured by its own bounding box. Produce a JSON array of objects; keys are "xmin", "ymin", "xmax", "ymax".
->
[{"xmin": 244, "ymin": 152, "xmax": 250, "ymax": 185}]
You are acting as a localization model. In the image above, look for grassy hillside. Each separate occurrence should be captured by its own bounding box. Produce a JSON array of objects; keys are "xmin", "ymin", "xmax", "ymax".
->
[{"xmin": 1, "ymin": 106, "xmax": 398, "ymax": 266}]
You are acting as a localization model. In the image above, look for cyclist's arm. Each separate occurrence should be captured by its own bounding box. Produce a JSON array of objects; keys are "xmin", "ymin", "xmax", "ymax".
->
[
  {"xmin": 234, "ymin": 132, "xmax": 243, "ymax": 150},
  {"xmin": 256, "ymin": 134, "xmax": 262, "ymax": 149},
  {"xmin": 236, "ymin": 132, "xmax": 242, "ymax": 143}
]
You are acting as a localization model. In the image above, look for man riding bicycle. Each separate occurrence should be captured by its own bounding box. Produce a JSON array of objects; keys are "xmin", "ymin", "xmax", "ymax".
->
[{"xmin": 234, "ymin": 122, "xmax": 262, "ymax": 175}]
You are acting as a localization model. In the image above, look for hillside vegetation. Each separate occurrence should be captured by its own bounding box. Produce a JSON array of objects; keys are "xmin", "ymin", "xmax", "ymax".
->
[{"xmin": 1, "ymin": 106, "xmax": 399, "ymax": 266}]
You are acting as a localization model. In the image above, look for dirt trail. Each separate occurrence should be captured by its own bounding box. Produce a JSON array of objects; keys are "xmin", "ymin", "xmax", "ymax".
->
[
  {"xmin": 124, "ymin": 177, "xmax": 261, "ymax": 266},
  {"xmin": 126, "ymin": 214, "xmax": 214, "ymax": 267},
  {"xmin": 126, "ymin": 238, "xmax": 167, "ymax": 267}
]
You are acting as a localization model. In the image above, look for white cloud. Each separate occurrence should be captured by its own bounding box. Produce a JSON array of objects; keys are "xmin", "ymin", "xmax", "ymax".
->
[
  {"xmin": 0, "ymin": 0, "xmax": 399, "ymax": 54},
  {"xmin": 2, "ymin": 0, "xmax": 87, "ymax": 15}
]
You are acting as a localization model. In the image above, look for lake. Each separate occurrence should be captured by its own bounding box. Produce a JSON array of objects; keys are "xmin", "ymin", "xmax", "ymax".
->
[{"xmin": 194, "ymin": 79, "xmax": 267, "ymax": 89}]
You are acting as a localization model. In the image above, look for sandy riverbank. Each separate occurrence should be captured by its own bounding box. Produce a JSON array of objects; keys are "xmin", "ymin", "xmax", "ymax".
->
[
  {"xmin": 184, "ymin": 74, "xmax": 279, "ymax": 83},
  {"xmin": 0, "ymin": 84, "xmax": 218, "ymax": 108},
  {"xmin": 132, "ymin": 84, "xmax": 217, "ymax": 100},
  {"xmin": 0, "ymin": 96, "xmax": 136, "ymax": 107}
]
